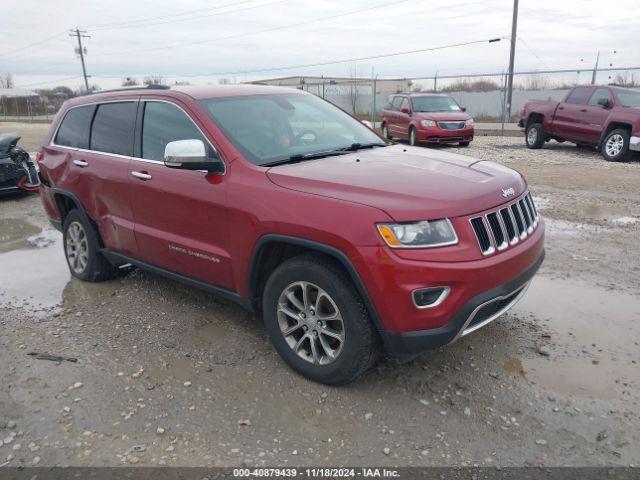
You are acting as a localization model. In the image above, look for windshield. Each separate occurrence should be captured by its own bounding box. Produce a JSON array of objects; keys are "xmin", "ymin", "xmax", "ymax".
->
[
  {"xmin": 198, "ymin": 93, "xmax": 386, "ymax": 166},
  {"xmin": 411, "ymin": 96, "xmax": 461, "ymax": 112},
  {"xmin": 616, "ymin": 89, "xmax": 640, "ymax": 108}
]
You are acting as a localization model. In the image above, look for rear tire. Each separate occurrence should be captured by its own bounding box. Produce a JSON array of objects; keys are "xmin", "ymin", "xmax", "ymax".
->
[
  {"xmin": 62, "ymin": 209, "xmax": 119, "ymax": 282},
  {"xmin": 525, "ymin": 123, "xmax": 545, "ymax": 149},
  {"xmin": 262, "ymin": 253, "xmax": 380, "ymax": 385},
  {"xmin": 601, "ymin": 128, "xmax": 632, "ymax": 162},
  {"xmin": 381, "ymin": 123, "xmax": 390, "ymax": 140}
]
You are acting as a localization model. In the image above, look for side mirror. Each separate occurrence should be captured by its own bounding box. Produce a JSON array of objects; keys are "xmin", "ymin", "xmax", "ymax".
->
[
  {"xmin": 597, "ymin": 98, "xmax": 612, "ymax": 109},
  {"xmin": 361, "ymin": 120, "xmax": 373, "ymax": 129},
  {"xmin": 460, "ymin": 107, "xmax": 467, "ymax": 112},
  {"xmin": 164, "ymin": 139, "xmax": 224, "ymax": 174}
]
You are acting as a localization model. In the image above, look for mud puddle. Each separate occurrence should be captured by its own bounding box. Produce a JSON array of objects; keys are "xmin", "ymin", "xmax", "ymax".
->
[
  {"xmin": 511, "ymin": 276, "xmax": 640, "ymax": 401},
  {"xmin": 0, "ymin": 225, "xmax": 70, "ymax": 314}
]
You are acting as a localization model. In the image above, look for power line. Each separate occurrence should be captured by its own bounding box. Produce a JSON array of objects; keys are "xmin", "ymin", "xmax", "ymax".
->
[
  {"xmin": 92, "ymin": 0, "xmax": 413, "ymax": 57},
  {"xmin": 15, "ymin": 75, "xmax": 84, "ymax": 88},
  {"xmin": 517, "ymin": 36, "xmax": 550, "ymax": 69},
  {"xmin": 0, "ymin": 31, "xmax": 67, "ymax": 58},
  {"xmin": 90, "ymin": 0, "xmax": 267, "ymax": 31},
  {"xmin": 91, "ymin": 37, "xmax": 504, "ymax": 78}
]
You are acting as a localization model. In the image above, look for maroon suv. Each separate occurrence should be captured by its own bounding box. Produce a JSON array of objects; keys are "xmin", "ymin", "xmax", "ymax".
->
[
  {"xmin": 37, "ymin": 85, "xmax": 543, "ymax": 384},
  {"xmin": 382, "ymin": 93, "xmax": 474, "ymax": 147}
]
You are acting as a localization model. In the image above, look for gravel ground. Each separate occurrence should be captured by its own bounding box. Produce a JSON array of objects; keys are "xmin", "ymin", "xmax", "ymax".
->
[{"xmin": 0, "ymin": 125, "xmax": 639, "ymax": 468}]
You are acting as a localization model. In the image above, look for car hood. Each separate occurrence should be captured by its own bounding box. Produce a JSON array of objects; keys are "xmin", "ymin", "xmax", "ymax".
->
[
  {"xmin": 266, "ymin": 145, "xmax": 526, "ymax": 221},
  {"xmin": 414, "ymin": 111, "xmax": 470, "ymax": 121}
]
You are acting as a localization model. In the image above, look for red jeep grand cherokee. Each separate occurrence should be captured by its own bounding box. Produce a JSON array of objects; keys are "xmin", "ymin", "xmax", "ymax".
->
[
  {"xmin": 37, "ymin": 85, "xmax": 543, "ymax": 384},
  {"xmin": 382, "ymin": 93, "xmax": 474, "ymax": 147}
]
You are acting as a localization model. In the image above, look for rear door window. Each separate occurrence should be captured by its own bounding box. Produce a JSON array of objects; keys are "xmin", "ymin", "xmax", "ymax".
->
[
  {"xmin": 565, "ymin": 87, "xmax": 592, "ymax": 105},
  {"xmin": 90, "ymin": 102, "xmax": 136, "ymax": 156},
  {"xmin": 55, "ymin": 105, "xmax": 95, "ymax": 149},
  {"xmin": 588, "ymin": 88, "xmax": 613, "ymax": 107},
  {"xmin": 391, "ymin": 96, "xmax": 403, "ymax": 111},
  {"xmin": 141, "ymin": 102, "xmax": 208, "ymax": 162},
  {"xmin": 400, "ymin": 97, "xmax": 410, "ymax": 112}
]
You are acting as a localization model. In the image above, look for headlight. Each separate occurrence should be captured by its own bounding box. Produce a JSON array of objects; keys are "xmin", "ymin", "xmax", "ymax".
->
[
  {"xmin": 377, "ymin": 219, "xmax": 458, "ymax": 248},
  {"xmin": 465, "ymin": 118, "xmax": 474, "ymax": 126},
  {"xmin": 420, "ymin": 119, "xmax": 437, "ymax": 128}
]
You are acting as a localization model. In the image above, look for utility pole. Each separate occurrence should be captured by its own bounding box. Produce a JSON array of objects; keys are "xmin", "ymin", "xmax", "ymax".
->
[
  {"xmin": 505, "ymin": 0, "xmax": 519, "ymax": 122},
  {"xmin": 433, "ymin": 71, "xmax": 438, "ymax": 92},
  {"xmin": 70, "ymin": 28, "xmax": 91, "ymax": 92},
  {"xmin": 591, "ymin": 51, "xmax": 600, "ymax": 84}
]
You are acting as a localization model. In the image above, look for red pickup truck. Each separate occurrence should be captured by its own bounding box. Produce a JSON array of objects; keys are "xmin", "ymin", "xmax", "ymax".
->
[{"xmin": 518, "ymin": 85, "xmax": 640, "ymax": 161}]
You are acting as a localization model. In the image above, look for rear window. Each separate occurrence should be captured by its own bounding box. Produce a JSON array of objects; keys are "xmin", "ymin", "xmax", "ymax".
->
[
  {"xmin": 90, "ymin": 102, "xmax": 136, "ymax": 156},
  {"xmin": 565, "ymin": 87, "xmax": 592, "ymax": 105},
  {"xmin": 55, "ymin": 105, "xmax": 95, "ymax": 149}
]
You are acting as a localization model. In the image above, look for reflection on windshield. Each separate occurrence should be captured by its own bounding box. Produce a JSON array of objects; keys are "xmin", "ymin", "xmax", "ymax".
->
[
  {"xmin": 411, "ymin": 96, "xmax": 461, "ymax": 113},
  {"xmin": 198, "ymin": 93, "xmax": 386, "ymax": 166},
  {"xmin": 616, "ymin": 90, "xmax": 640, "ymax": 109}
]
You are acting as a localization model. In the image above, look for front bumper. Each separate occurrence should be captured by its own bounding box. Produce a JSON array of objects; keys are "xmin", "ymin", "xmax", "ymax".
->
[
  {"xmin": 380, "ymin": 250, "xmax": 543, "ymax": 356},
  {"xmin": 630, "ymin": 136, "xmax": 640, "ymax": 152},
  {"xmin": 416, "ymin": 125, "xmax": 474, "ymax": 144}
]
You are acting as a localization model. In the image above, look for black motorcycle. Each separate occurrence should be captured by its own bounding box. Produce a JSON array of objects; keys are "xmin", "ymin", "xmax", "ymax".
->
[{"xmin": 0, "ymin": 133, "xmax": 40, "ymax": 195}]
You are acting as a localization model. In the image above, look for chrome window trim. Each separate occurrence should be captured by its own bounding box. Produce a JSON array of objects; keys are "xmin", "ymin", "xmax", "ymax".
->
[
  {"xmin": 49, "ymin": 98, "xmax": 227, "ymax": 175},
  {"xmin": 412, "ymin": 286, "xmax": 451, "ymax": 309}
]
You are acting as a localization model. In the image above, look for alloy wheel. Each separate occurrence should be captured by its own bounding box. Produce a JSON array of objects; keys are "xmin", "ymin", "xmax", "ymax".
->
[
  {"xmin": 277, "ymin": 281, "xmax": 345, "ymax": 365},
  {"xmin": 410, "ymin": 129, "xmax": 417, "ymax": 146},
  {"xmin": 65, "ymin": 221, "xmax": 89, "ymax": 274},
  {"xmin": 605, "ymin": 134, "xmax": 624, "ymax": 157},
  {"xmin": 527, "ymin": 127, "xmax": 538, "ymax": 145}
]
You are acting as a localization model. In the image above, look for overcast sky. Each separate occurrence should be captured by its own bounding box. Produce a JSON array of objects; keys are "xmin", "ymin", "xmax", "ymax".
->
[{"xmin": 2, "ymin": 0, "xmax": 639, "ymax": 89}]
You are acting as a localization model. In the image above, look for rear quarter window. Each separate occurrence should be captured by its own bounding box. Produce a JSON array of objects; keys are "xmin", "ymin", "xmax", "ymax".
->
[
  {"xmin": 54, "ymin": 105, "xmax": 95, "ymax": 149},
  {"xmin": 90, "ymin": 102, "xmax": 137, "ymax": 156}
]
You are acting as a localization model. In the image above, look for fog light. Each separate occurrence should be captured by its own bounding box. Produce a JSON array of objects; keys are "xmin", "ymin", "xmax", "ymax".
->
[{"xmin": 412, "ymin": 287, "xmax": 450, "ymax": 309}]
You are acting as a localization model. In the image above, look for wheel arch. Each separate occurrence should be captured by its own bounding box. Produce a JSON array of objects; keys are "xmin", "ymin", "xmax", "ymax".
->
[
  {"xmin": 526, "ymin": 112, "xmax": 544, "ymax": 127},
  {"xmin": 600, "ymin": 121, "xmax": 632, "ymax": 146},
  {"xmin": 52, "ymin": 188, "xmax": 105, "ymax": 248},
  {"xmin": 247, "ymin": 234, "xmax": 386, "ymax": 335}
]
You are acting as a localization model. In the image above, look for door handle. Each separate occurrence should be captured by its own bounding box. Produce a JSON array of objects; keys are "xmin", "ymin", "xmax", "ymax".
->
[
  {"xmin": 558, "ymin": 106, "xmax": 564, "ymax": 110},
  {"xmin": 131, "ymin": 171, "xmax": 152, "ymax": 181},
  {"xmin": 73, "ymin": 159, "xmax": 89, "ymax": 167},
  {"xmin": 580, "ymin": 108, "xmax": 588, "ymax": 112}
]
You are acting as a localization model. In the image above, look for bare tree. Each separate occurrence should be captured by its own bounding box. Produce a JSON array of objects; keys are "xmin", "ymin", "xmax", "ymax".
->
[
  {"xmin": 0, "ymin": 73, "xmax": 14, "ymax": 88},
  {"xmin": 218, "ymin": 77, "xmax": 232, "ymax": 85},
  {"xmin": 122, "ymin": 77, "xmax": 139, "ymax": 86},
  {"xmin": 347, "ymin": 65, "xmax": 363, "ymax": 115},
  {"xmin": 143, "ymin": 76, "xmax": 165, "ymax": 86},
  {"xmin": 522, "ymin": 74, "xmax": 549, "ymax": 91},
  {"xmin": 612, "ymin": 73, "xmax": 638, "ymax": 88}
]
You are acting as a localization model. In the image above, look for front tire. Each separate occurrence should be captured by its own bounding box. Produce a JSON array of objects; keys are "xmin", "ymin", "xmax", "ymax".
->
[
  {"xmin": 409, "ymin": 127, "xmax": 418, "ymax": 146},
  {"xmin": 262, "ymin": 253, "xmax": 380, "ymax": 385},
  {"xmin": 601, "ymin": 129, "xmax": 632, "ymax": 162},
  {"xmin": 459, "ymin": 141, "xmax": 470, "ymax": 147},
  {"xmin": 63, "ymin": 209, "xmax": 119, "ymax": 282},
  {"xmin": 525, "ymin": 123, "xmax": 545, "ymax": 149}
]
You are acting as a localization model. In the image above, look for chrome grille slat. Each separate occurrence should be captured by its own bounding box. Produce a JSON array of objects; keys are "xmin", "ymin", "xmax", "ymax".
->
[{"xmin": 469, "ymin": 193, "xmax": 540, "ymax": 256}]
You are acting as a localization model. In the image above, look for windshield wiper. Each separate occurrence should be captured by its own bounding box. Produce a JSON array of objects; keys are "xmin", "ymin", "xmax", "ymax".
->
[{"xmin": 261, "ymin": 143, "xmax": 386, "ymax": 167}]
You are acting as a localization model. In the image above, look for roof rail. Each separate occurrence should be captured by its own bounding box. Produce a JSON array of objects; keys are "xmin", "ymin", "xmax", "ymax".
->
[{"xmin": 87, "ymin": 84, "xmax": 171, "ymax": 95}]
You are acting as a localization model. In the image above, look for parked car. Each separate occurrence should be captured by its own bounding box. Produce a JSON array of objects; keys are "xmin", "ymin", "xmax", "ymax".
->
[
  {"xmin": 0, "ymin": 133, "xmax": 40, "ymax": 195},
  {"xmin": 518, "ymin": 85, "xmax": 640, "ymax": 161},
  {"xmin": 37, "ymin": 85, "xmax": 543, "ymax": 384},
  {"xmin": 381, "ymin": 93, "xmax": 474, "ymax": 147}
]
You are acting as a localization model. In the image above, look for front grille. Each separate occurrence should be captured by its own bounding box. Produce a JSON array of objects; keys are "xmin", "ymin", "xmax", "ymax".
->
[
  {"xmin": 439, "ymin": 121, "xmax": 466, "ymax": 130},
  {"xmin": 469, "ymin": 192, "xmax": 540, "ymax": 256}
]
